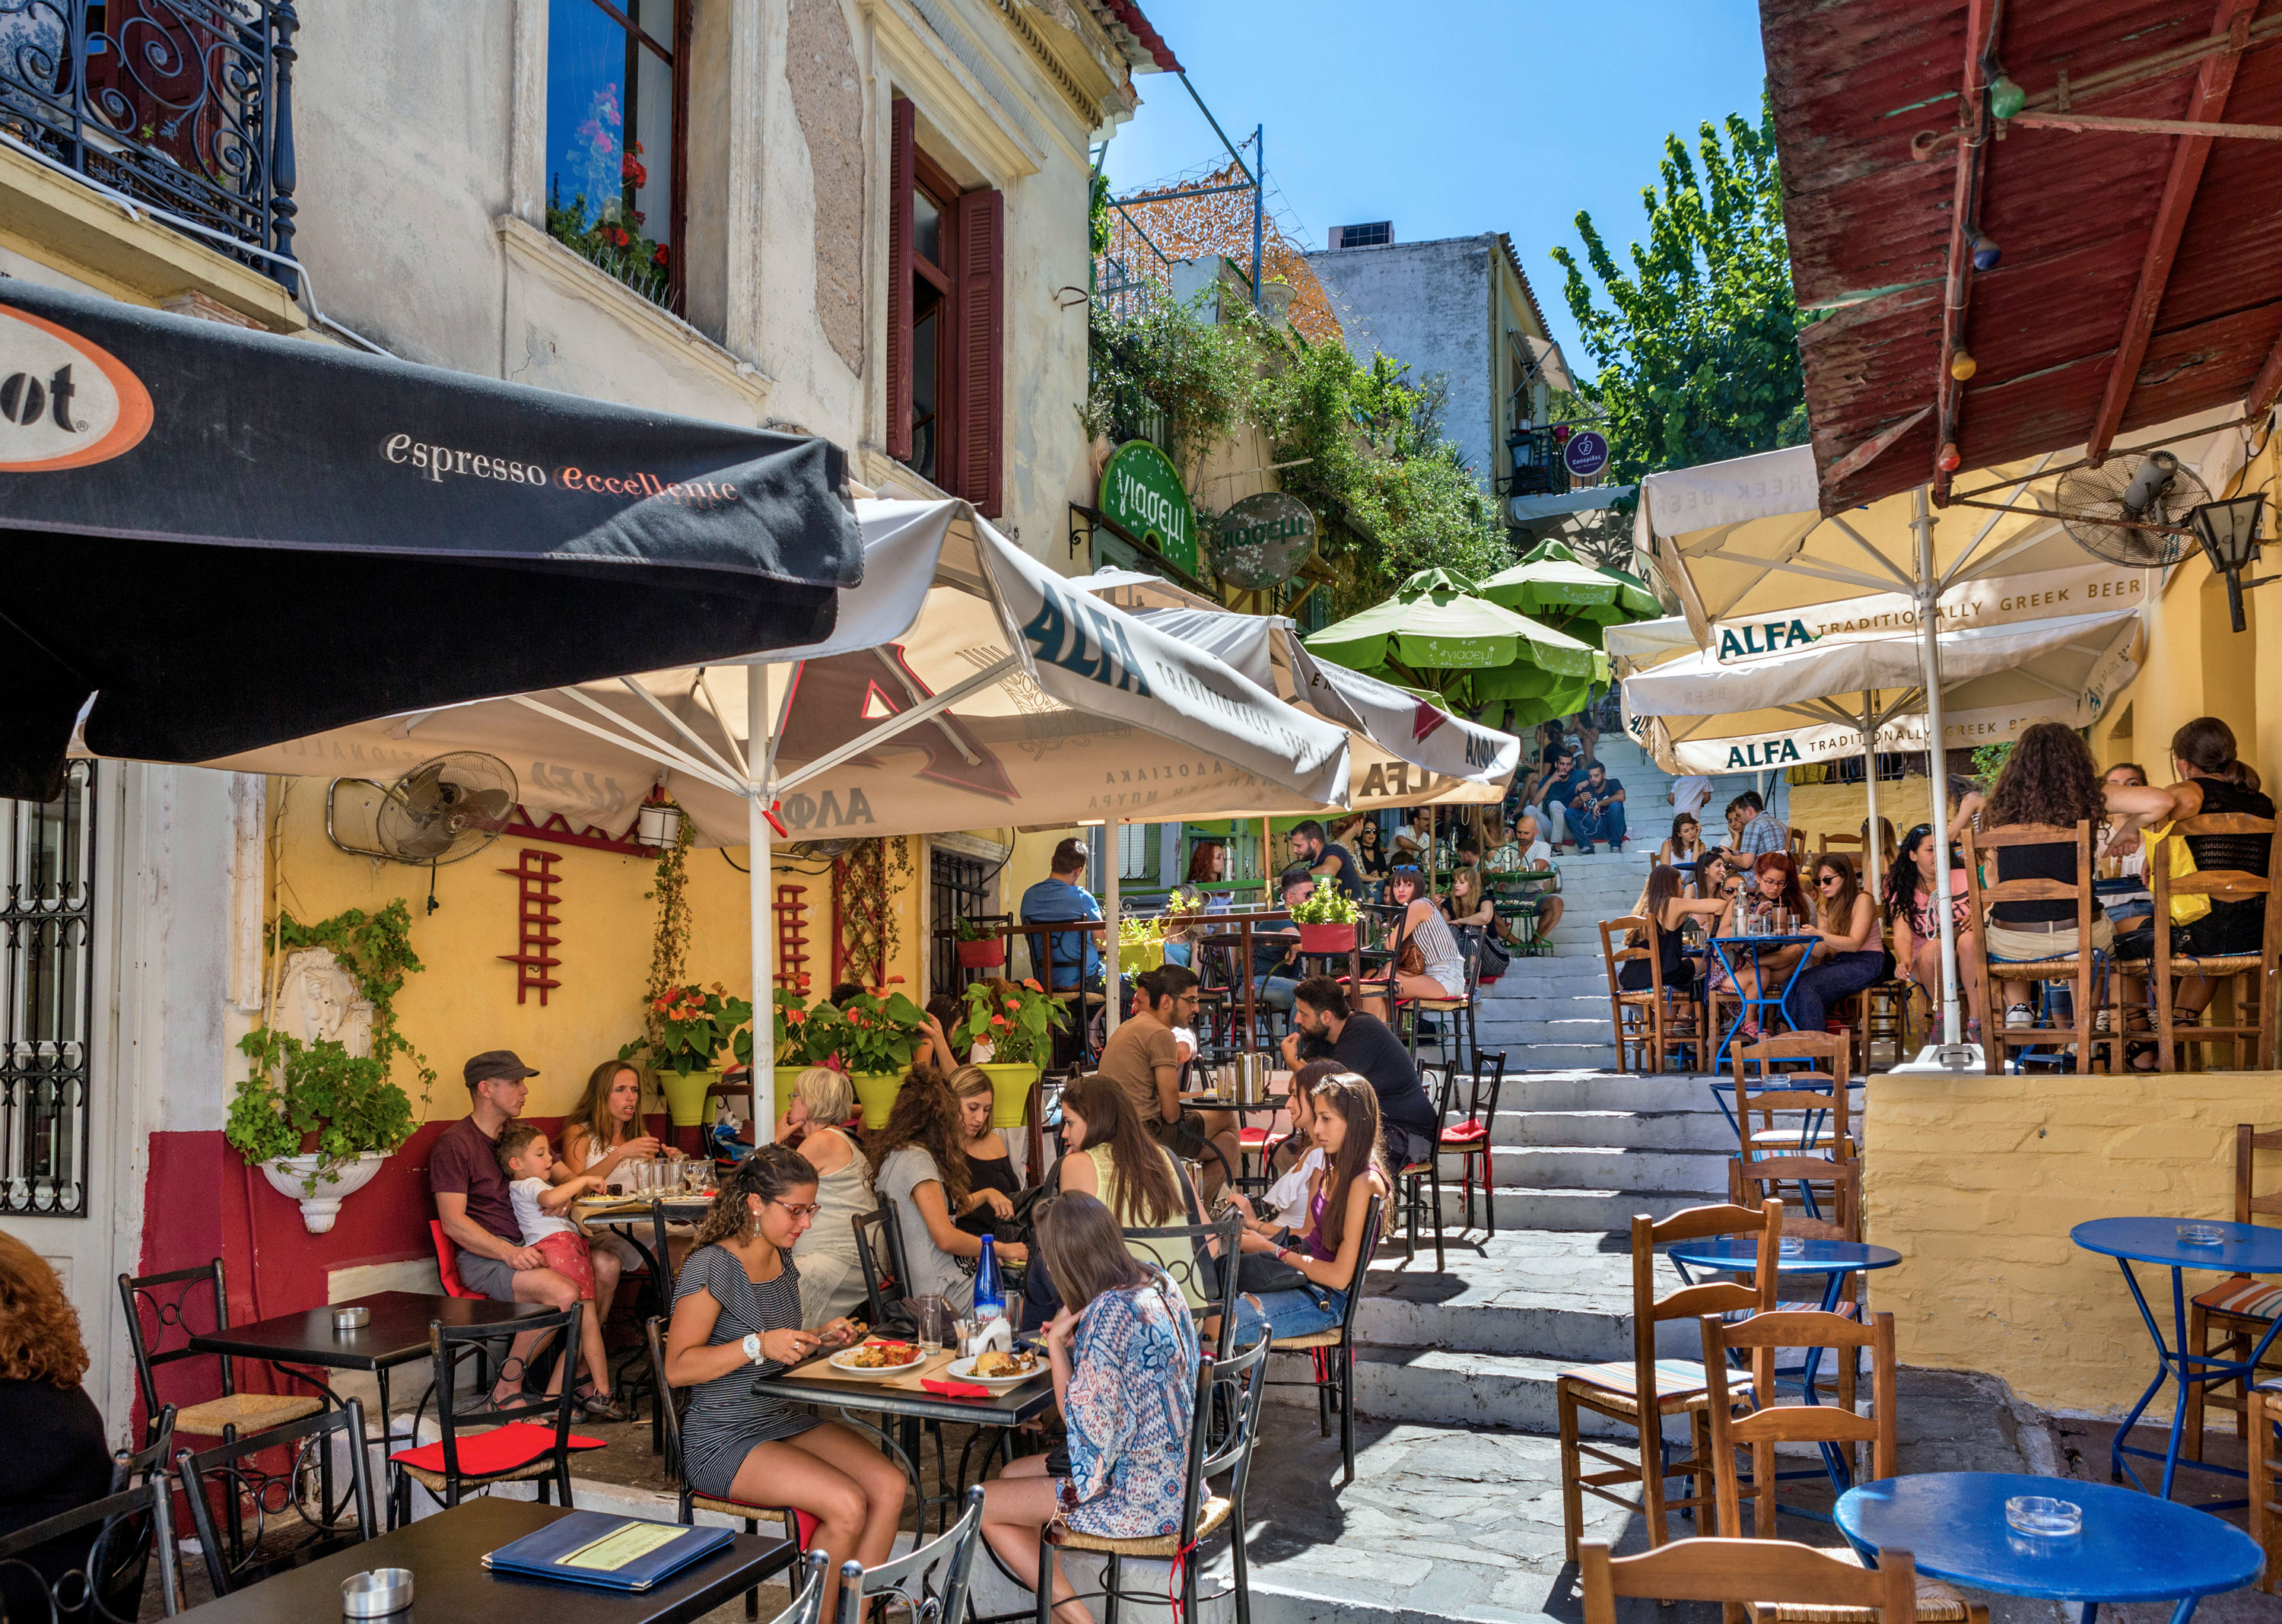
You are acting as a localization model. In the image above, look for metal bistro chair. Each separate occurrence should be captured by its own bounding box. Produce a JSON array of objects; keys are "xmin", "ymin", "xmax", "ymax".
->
[
  {"xmin": 174, "ymin": 1400, "xmax": 377, "ymax": 1597},
  {"xmin": 853, "ymin": 1205, "xmax": 912, "ymax": 1331},
  {"xmin": 771, "ymin": 1552, "xmax": 833, "ymax": 1624},
  {"xmin": 644, "ymin": 1317, "xmax": 807, "ymax": 1618},
  {"xmin": 1439, "ymin": 1048, "xmax": 1506, "ymax": 1239},
  {"xmin": 1960, "ymin": 820, "xmax": 2118, "ymax": 1076},
  {"xmin": 1040, "ymin": 1337, "xmax": 1270, "ymax": 1624},
  {"xmin": 1021, "ymin": 920, "xmax": 1108, "ymax": 1071},
  {"xmin": 1395, "ymin": 1060, "xmax": 1459, "ymax": 1272},
  {"xmin": 1264, "ymin": 1193, "xmax": 1384, "ymax": 1485},
  {"xmin": 388, "ymin": 1306, "xmax": 587, "ymax": 1521},
  {"xmin": 837, "ymin": 1484, "xmax": 985, "ymax": 1624},
  {"xmin": 1124, "ymin": 1214, "xmax": 1244, "ymax": 1362},
  {"xmin": 0, "ymin": 1473, "xmax": 181, "ymax": 1621}
]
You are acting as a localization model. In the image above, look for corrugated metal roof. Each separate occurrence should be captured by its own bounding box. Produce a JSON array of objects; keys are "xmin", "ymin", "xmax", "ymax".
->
[{"xmin": 1762, "ymin": 0, "xmax": 2282, "ymax": 510}]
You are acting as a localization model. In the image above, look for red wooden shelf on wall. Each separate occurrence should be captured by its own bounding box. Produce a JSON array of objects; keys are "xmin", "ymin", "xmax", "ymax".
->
[{"xmin": 503, "ymin": 803, "xmax": 658, "ymax": 859}]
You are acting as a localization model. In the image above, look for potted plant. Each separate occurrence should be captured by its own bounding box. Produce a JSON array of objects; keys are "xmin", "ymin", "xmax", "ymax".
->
[
  {"xmin": 1117, "ymin": 911, "xmax": 1165, "ymax": 977},
  {"xmin": 1291, "ymin": 876, "xmax": 1362, "ymax": 953},
  {"xmin": 831, "ymin": 988, "xmax": 929, "ymax": 1129},
  {"xmin": 954, "ymin": 977, "xmax": 1069, "ymax": 1127},
  {"xmin": 953, "ymin": 916, "xmax": 1006, "ymax": 970},
  {"xmin": 770, "ymin": 985, "xmax": 841, "ymax": 1124},
  {"xmin": 226, "ymin": 902, "xmax": 435, "ymax": 1233},
  {"xmin": 1258, "ymin": 275, "xmax": 1296, "ymax": 326},
  {"xmin": 650, "ymin": 982, "xmax": 755, "ymax": 1128}
]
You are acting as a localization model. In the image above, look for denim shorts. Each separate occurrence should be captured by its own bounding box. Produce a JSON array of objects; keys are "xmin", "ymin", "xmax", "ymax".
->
[{"xmin": 1232, "ymin": 1283, "xmax": 1346, "ymax": 1346}]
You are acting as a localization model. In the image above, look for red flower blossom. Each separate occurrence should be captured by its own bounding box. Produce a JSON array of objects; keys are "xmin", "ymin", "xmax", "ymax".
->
[
  {"xmin": 652, "ymin": 243, "xmax": 669, "ymax": 267},
  {"xmin": 990, "ymin": 1015, "xmax": 1008, "ymax": 1029}
]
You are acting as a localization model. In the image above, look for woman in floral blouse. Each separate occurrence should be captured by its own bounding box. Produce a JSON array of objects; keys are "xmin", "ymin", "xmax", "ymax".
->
[{"xmin": 980, "ymin": 1192, "xmax": 1200, "ymax": 1624}]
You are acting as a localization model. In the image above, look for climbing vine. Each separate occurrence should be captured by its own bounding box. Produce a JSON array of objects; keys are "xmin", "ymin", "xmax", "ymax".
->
[
  {"xmin": 641, "ymin": 802, "xmax": 696, "ymax": 1050},
  {"xmin": 226, "ymin": 901, "xmax": 437, "ymax": 1188},
  {"xmin": 831, "ymin": 837, "xmax": 912, "ymax": 989}
]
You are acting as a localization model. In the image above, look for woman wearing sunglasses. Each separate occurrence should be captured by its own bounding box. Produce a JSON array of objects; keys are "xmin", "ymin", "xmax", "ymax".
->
[
  {"xmin": 664, "ymin": 1144, "xmax": 895, "ymax": 1624},
  {"xmin": 1785, "ymin": 853, "xmax": 1889, "ymax": 1038}
]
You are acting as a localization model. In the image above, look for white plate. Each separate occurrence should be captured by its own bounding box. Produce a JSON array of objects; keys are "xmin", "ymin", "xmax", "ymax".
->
[
  {"xmin": 945, "ymin": 1353, "xmax": 1047, "ymax": 1390},
  {"xmin": 827, "ymin": 1344, "xmax": 930, "ymax": 1378}
]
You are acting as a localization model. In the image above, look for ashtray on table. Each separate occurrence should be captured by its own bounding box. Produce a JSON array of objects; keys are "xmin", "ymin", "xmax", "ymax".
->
[
  {"xmin": 2004, "ymin": 1495, "xmax": 2080, "ymax": 1537},
  {"xmin": 2177, "ymin": 1223, "xmax": 2228, "ymax": 1246}
]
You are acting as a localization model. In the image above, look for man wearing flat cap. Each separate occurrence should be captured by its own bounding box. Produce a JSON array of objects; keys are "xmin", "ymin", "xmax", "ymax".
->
[{"xmin": 430, "ymin": 1050, "xmax": 622, "ymax": 1413}]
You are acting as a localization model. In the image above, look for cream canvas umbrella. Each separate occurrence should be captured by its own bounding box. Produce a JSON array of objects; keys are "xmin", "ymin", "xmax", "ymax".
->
[{"xmin": 205, "ymin": 499, "xmax": 1352, "ymax": 1021}]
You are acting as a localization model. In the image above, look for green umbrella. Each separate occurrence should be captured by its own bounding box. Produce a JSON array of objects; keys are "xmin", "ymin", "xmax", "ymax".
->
[
  {"xmin": 1476, "ymin": 539, "xmax": 1661, "ymax": 629},
  {"xmin": 1303, "ymin": 567, "xmax": 1607, "ymax": 728}
]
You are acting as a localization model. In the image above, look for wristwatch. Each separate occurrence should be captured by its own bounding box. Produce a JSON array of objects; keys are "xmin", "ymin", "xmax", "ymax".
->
[{"xmin": 742, "ymin": 1333, "xmax": 763, "ymax": 1364}]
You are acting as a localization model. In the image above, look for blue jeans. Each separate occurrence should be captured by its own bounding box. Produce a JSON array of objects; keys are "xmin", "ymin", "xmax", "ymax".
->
[
  {"xmin": 1785, "ymin": 949, "xmax": 1886, "ymax": 1034},
  {"xmin": 1252, "ymin": 974, "xmax": 1298, "ymax": 1012},
  {"xmin": 1570, "ymin": 800, "xmax": 1627, "ymax": 850},
  {"xmin": 1232, "ymin": 1283, "xmax": 1347, "ymax": 1346}
]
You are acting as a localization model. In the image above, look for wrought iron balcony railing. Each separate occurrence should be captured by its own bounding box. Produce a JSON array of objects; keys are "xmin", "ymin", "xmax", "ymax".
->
[{"xmin": 0, "ymin": 0, "xmax": 299, "ymax": 289}]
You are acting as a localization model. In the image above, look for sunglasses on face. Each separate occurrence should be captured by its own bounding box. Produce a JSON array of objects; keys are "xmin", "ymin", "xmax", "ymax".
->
[{"xmin": 1818, "ymin": 872, "xmax": 1842, "ymax": 886}]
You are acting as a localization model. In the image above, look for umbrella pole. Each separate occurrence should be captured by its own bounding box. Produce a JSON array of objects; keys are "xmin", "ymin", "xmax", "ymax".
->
[
  {"xmin": 1260, "ymin": 818, "xmax": 1273, "ymax": 901},
  {"xmin": 1103, "ymin": 819, "xmax": 1122, "ymax": 1039},
  {"xmin": 748, "ymin": 661, "xmax": 774, "ymax": 1056},
  {"xmin": 1861, "ymin": 691, "xmax": 1882, "ymax": 902},
  {"xmin": 1912, "ymin": 487, "xmax": 1963, "ymax": 1049}
]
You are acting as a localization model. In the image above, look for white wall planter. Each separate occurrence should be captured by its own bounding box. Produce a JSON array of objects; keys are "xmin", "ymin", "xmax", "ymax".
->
[{"xmin": 262, "ymin": 1151, "xmax": 389, "ymax": 1234}]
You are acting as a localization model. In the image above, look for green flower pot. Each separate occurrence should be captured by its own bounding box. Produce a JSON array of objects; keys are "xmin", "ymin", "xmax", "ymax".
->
[
  {"xmin": 850, "ymin": 1071, "xmax": 907, "ymax": 1131},
  {"xmin": 659, "ymin": 1067, "xmax": 716, "ymax": 1129},
  {"xmin": 773, "ymin": 1066, "xmax": 811, "ymax": 1127},
  {"xmin": 977, "ymin": 1062, "xmax": 1040, "ymax": 1130}
]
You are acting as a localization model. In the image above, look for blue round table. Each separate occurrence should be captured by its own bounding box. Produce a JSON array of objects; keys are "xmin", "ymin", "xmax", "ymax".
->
[
  {"xmin": 1835, "ymin": 1471, "xmax": 2263, "ymax": 1624},
  {"xmin": 2072, "ymin": 1215, "xmax": 2282, "ymax": 1502},
  {"xmin": 1667, "ymin": 1238, "xmax": 1905, "ymax": 1509},
  {"xmin": 1707, "ymin": 932, "xmax": 1820, "ymax": 1070}
]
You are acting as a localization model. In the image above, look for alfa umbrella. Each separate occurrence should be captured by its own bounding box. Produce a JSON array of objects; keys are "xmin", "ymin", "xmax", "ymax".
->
[
  {"xmin": 1302, "ymin": 567, "xmax": 1608, "ymax": 729},
  {"xmin": 0, "ymin": 278, "xmax": 863, "ymax": 800}
]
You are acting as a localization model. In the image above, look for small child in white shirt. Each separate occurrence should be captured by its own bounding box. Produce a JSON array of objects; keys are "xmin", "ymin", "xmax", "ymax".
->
[{"xmin": 495, "ymin": 1124, "xmax": 618, "ymax": 1418}]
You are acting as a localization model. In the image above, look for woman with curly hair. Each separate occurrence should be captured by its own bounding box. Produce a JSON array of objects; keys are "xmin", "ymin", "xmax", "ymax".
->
[
  {"xmin": 663, "ymin": 1144, "xmax": 898, "ymax": 1624},
  {"xmin": 0, "ymin": 1231, "xmax": 114, "ymax": 1620},
  {"xmin": 1979, "ymin": 723, "xmax": 2173, "ymax": 1028},
  {"xmin": 870, "ymin": 1069, "xmax": 1027, "ymax": 1311}
]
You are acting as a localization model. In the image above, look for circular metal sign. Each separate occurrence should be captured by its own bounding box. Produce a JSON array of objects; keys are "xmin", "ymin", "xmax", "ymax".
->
[
  {"xmin": 1209, "ymin": 490, "xmax": 1316, "ymax": 589},
  {"xmin": 1562, "ymin": 429, "xmax": 1610, "ymax": 478},
  {"xmin": 1097, "ymin": 440, "xmax": 1197, "ymax": 575}
]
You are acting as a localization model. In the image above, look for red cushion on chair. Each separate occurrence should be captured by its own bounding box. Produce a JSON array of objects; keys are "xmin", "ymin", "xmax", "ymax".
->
[
  {"xmin": 1440, "ymin": 1118, "xmax": 1489, "ymax": 1145},
  {"xmin": 1238, "ymin": 1127, "xmax": 1270, "ymax": 1146},
  {"xmin": 389, "ymin": 1422, "xmax": 606, "ymax": 1476}
]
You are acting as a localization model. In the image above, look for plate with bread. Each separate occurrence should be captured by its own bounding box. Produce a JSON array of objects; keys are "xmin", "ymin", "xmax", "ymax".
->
[
  {"xmin": 945, "ymin": 1349, "xmax": 1046, "ymax": 1390},
  {"xmin": 827, "ymin": 1340, "xmax": 929, "ymax": 1378}
]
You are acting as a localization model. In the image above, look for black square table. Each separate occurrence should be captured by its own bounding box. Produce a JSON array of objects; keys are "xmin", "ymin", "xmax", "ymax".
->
[
  {"xmin": 169, "ymin": 1496, "xmax": 794, "ymax": 1624},
  {"xmin": 189, "ymin": 1290, "xmax": 553, "ymax": 1460}
]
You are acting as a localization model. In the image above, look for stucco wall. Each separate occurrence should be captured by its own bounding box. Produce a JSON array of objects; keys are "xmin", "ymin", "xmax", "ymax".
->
[
  {"xmin": 1785, "ymin": 777, "xmax": 1935, "ymax": 856},
  {"xmin": 1864, "ymin": 1066, "xmax": 2274, "ymax": 1417},
  {"xmin": 1306, "ymin": 237, "xmax": 1497, "ymax": 490}
]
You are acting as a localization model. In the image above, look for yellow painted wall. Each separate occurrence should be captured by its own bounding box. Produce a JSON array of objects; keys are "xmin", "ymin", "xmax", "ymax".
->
[
  {"xmin": 269, "ymin": 777, "xmax": 921, "ymax": 1122},
  {"xmin": 1864, "ymin": 1067, "xmax": 2275, "ymax": 1416},
  {"xmin": 1783, "ymin": 777, "xmax": 1934, "ymax": 858}
]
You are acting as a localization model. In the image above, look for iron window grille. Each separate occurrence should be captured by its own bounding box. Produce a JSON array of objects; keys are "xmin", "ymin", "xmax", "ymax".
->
[
  {"xmin": 929, "ymin": 848, "xmax": 989, "ymax": 994},
  {"xmin": 0, "ymin": 758, "xmax": 97, "ymax": 1218}
]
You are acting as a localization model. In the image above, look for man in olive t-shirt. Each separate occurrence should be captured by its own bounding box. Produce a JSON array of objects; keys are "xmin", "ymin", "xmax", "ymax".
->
[{"xmin": 1095, "ymin": 966, "xmax": 1240, "ymax": 1197}]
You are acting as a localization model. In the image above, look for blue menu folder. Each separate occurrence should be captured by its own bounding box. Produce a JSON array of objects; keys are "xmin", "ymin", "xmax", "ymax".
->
[{"xmin": 483, "ymin": 1511, "xmax": 735, "ymax": 1591}]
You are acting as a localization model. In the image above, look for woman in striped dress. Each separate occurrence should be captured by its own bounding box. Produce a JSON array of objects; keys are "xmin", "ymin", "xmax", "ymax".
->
[
  {"xmin": 1357, "ymin": 865, "xmax": 1468, "ymax": 1022},
  {"xmin": 663, "ymin": 1144, "xmax": 906, "ymax": 1621}
]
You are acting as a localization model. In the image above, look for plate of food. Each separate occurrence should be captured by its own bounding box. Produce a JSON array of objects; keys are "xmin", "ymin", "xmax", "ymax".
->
[
  {"xmin": 945, "ymin": 1349, "xmax": 1046, "ymax": 1390},
  {"xmin": 828, "ymin": 1340, "xmax": 929, "ymax": 1378}
]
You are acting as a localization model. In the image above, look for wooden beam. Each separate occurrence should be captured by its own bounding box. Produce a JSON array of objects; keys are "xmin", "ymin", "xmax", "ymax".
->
[
  {"xmin": 2248, "ymin": 331, "xmax": 2282, "ymax": 424},
  {"xmin": 2086, "ymin": 0, "xmax": 2258, "ymax": 462},
  {"xmin": 1931, "ymin": 0, "xmax": 2001, "ymax": 504},
  {"xmin": 2013, "ymin": 110, "xmax": 2282, "ymax": 140},
  {"xmin": 1826, "ymin": 405, "xmax": 1932, "ymax": 494}
]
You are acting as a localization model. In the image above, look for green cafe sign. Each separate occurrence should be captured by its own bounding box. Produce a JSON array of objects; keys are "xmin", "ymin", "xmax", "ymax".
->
[
  {"xmin": 1209, "ymin": 490, "xmax": 1316, "ymax": 589},
  {"xmin": 1098, "ymin": 440, "xmax": 1197, "ymax": 576}
]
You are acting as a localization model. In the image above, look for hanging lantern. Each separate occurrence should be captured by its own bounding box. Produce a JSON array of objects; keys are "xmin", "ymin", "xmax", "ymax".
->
[
  {"xmin": 1937, "ymin": 441, "xmax": 1963, "ymax": 473},
  {"xmin": 1970, "ymin": 233, "xmax": 2002, "ymax": 272},
  {"xmin": 1950, "ymin": 349, "xmax": 1978, "ymax": 382},
  {"xmin": 1988, "ymin": 74, "xmax": 2026, "ymax": 120}
]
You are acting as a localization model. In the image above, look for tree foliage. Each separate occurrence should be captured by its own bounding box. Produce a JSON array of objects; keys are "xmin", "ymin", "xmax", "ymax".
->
[{"xmin": 1549, "ymin": 96, "xmax": 1808, "ymax": 486}]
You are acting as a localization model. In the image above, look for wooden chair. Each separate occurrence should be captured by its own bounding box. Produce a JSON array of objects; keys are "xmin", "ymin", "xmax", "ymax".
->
[
  {"xmin": 174, "ymin": 1401, "xmax": 377, "ymax": 1597},
  {"xmin": 1555, "ymin": 1199, "xmax": 1778, "ymax": 1559},
  {"xmin": 1733, "ymin": 1030, "xmax": 1855, "ymax": 1163},
  {"xmin": 2245, "ymin": 1381, "xmax": 2282, "ymax": 1593},
  {"xmin": 1699, "ymin": 1310, "xmax": 1985, "ymax": 1622},
  {"xmin": 1395, "ymin": 1061, "xmax": 1460, "ymax": 1272},
  {"xmin": 644, "ymin": 1317, "xmax": 806, "ymax": 1616},
  {"xmin": 2182, "ymin": 1123, "xmax": 2282, "ymax": 1455},
  {"xmin": 1730, "ymin": 1152, "xmax": 1868, "ymax": 1414},
  {"xmin": 1580, "ymin": 1536, "xmax": 1919, "ymax": 1623},
  {"xmin": 1265, "ymin": 1194, "xmax": 1383, "ymax": 1486},
  {"xmin": 1600, "ymin": 915, "xmax": 1695, "ymax": 1075},
  {"xmin": 1959, "ymin": 820, "xmax": 2119, "ymax": 1076},
  {"xmin": 2117, "ymin": 812, "xmax": 2281, "ymax": 1073},
  {"xmin": 1441, "ymin": 1049, "xmax": 1506, "ymax": 1238}
]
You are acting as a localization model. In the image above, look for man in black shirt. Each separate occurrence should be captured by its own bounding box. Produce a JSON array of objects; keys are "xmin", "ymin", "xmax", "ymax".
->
[
  {"xmin": 1277, "ymin": 976, "xmax": 1438, "ymax": 1167},
  {"xmin": 1289, "ymin": 819, "xmax": 1359, "ymax": 899}
]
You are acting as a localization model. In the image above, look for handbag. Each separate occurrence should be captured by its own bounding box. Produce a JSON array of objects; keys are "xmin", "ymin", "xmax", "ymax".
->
[{"xmin": 2141, "ymin": 822, "xmax": 2212, "ymax": 925}]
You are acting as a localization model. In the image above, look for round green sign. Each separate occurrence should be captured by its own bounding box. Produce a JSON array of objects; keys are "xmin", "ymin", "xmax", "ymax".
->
[
  {"xmin": 1209, "ymin": 490, "xmax": 1315, "ymax": 589},
  {"xmin": 1098, "ymin": 440, "xmax": 1197, "ymax": 576}
]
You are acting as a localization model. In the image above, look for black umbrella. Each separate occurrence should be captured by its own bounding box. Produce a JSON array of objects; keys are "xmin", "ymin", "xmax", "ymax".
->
[{"xmin": 0, "ymin": 280, "xmax": 863, "ymax": 799}]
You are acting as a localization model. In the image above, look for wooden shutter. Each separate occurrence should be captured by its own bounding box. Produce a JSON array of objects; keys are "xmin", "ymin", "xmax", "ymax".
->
[
  {"xmin": 885, "ymin": 98, "xmax": 915, "ymax": 462},
  {"xmin": 951, "ymin": 186, "xmax": 1004, "ymax": 516}
]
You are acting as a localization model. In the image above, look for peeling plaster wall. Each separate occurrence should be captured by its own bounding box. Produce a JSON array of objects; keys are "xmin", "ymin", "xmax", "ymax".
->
[{"xmin": 790, "ymin": 0, "xmax": 866, "ymax": 374}]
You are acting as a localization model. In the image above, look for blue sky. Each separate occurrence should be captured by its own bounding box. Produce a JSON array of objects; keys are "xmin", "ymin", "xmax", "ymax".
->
[{"xmin": 1099, "ymin": 0, "xmax": 1769, "ymax": 377}]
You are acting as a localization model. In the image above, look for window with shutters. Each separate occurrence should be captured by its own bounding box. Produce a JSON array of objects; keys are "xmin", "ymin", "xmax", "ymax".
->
[
  {"xmin": 887, "ymin": 99, "xmax": 1003, "ymax": 515},
  {"xmin": 544, "ymin": 0, "xmax": 690, "ymax": 313}
]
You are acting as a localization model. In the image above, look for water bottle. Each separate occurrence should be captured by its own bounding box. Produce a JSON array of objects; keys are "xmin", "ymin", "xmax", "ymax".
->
[{"xmin": 974, "ymin": 1234, "xmax": 1002, "ymax": 1322}]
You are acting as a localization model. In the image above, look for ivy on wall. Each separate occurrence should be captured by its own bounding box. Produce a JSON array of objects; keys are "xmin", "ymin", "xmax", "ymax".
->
[{"xmin": 831, "ymin": 837, "xmax": 913, "ymax": 988}]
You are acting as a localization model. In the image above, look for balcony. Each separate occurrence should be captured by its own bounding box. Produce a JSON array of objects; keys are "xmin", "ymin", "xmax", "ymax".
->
[{"xmin": 0, "ymin": 0, "xmax": 300, "ymax": 288}]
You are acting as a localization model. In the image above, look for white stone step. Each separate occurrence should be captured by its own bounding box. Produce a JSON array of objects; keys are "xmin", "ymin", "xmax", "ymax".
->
[
  {"xmin": 1490, "ymin": 1107, "xmax": 1734, "ymax": 1152},
  {"xmin": 1438, "ymin": 1184, "xmax": 1715, "ymax": 1230}
]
